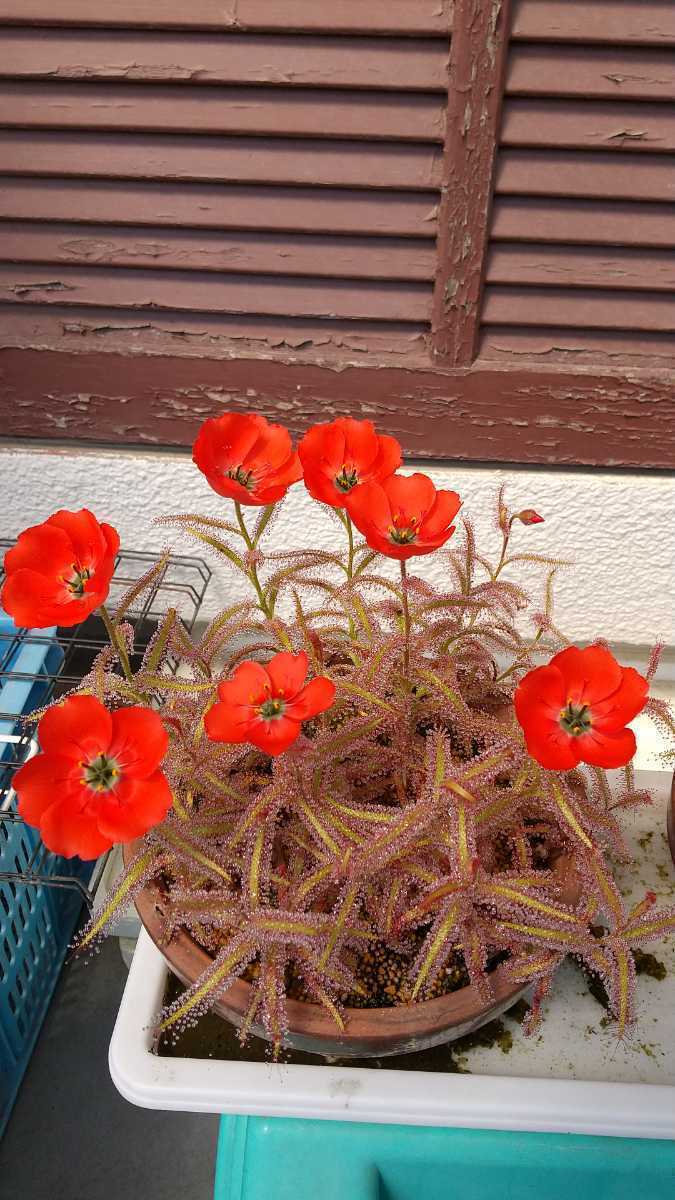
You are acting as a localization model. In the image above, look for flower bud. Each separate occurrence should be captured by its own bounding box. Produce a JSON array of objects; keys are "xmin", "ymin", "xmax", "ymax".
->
[{"xmin": 515, "ymin": 509, "xmax": 544, "ymax": 526}]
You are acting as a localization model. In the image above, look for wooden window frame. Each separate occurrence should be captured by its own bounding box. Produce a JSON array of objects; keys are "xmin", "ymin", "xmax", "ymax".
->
[{"xmin": 0, "ymin": 0, "xmax": 672, "ymax": 469}]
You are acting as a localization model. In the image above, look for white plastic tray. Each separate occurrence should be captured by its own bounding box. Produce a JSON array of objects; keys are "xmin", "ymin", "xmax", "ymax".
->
[{"xmin": 109, "ymin": 769, "xmax": 675, "ymax": 1138}]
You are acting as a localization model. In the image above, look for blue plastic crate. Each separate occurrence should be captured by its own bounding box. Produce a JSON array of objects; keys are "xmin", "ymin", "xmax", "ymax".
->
[
  {"xmin": 0, "ymin": 613, "xmax": 91, "ymax": 1137},
  {"xmin": 215, "ymin": 1115, "xmax": 675, "ymax": 1200}
]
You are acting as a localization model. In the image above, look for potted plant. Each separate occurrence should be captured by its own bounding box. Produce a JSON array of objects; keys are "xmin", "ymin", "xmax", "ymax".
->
[{"xmin": 4, "ymin": 413, "xmax": 674, "ymax": 1058}]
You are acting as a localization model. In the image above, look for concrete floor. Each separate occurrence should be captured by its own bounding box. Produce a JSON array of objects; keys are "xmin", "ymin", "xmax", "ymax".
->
[{"xmin": 0, "ymin": 939, "xmax": 219, "ymax": 1200}]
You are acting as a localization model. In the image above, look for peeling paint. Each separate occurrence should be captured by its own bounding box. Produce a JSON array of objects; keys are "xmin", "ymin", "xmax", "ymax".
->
[
  {"xmin": 431, "ymin": 0, "xmax": 512, "ymax": 365},
  {"xmin": 10, "ymin": 280, "xmax": 75, "ymax": 296}
]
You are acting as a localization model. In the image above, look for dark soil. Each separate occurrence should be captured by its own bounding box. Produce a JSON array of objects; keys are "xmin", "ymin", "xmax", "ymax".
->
[
  {"xmin": 633, "ymin": 949, "xmax": 667, "ymax": 981},
  {"xmin": 156, "ymin": 969, "xmax": 523, "ymax": 1072},
  {"xmin": 283, "ymin": 937, "xmax": 471, "ymax": 1008},
  {"xmin": 578, "ymin": 947, "xmax": 667, "ymax": 1013}
]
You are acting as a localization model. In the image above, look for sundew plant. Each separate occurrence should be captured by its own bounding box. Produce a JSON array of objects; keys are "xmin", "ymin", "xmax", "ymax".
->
[{"xmin": 5, "ymin": 413, "xmax": 674, "ymax": 1051}]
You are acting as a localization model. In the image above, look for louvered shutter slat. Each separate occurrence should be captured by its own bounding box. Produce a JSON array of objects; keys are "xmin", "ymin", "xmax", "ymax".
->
[
  {"xmin": 0, "ymin": 132, "xmax": 442, "ymax": 190},
  {"xmin": 492, "ymin": 198, "xmax": 675, "ymax": 249},
  {"xmin": 1, "ymin": 83, "xmax": 446, "ymax": 142},
  {"xmin": 513, "ymin": 1, "xmax": 675, "ymax": 46},
  {"xmin": 0, "ymin": 1, "xmax": 453, "ymax": 36},
  {"xmin": 0, "ymin": 223, "xmax": 437, "ymax": 281},
  {"xmin": 0, "ymin": 180, "xmax": 438, "ymax": 237},
  {"xmin": 1, "ymin": 30, "xmax": 449, "ymax": 91}
]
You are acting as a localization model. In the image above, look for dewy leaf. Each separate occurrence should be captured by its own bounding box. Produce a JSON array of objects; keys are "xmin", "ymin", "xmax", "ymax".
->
[
  {"xmin": 417, "ymin": 669, "xmax": 466, "ymax": 713},
  {"xmin": 336, "ymin": 681, "xmax": 397, "ymax": 714},
  {"xmin": 78, "ymin": 847, "xmax": 157, "ymax": 948},
  {"xmin": 411, "ymin": 902, "xmax": 460, "ymax": 999},
  {"xmin": 160, "ymin": 942, "xmax": 254, "ymax": 1033},
  {"xmin": 585, "ymin": 854, "xmax": 625, "ymax": 927},
  {"xmin": 184, "ymin": 526, "xmax": 246, "ymax": 572},
  {"xmin": 248, "ymin": 826, "xmax": 266, "ymax": 905},
  {"xmin": 157, "ymin": 513, "xmax": 241, "ymax": 537},
  {"xmin": 144, "ymin": 608, "xmax": 176, "ymax": 673},
  {"xmin": 549, "ymin": 778, "xmax": 592, "ymax": 849},
  {"xmin": 112, "ymin": 551, "xmax": 170, "ymax": 625},
  {"xmin": 157, "ymin": 825, "xmax": 232, "ymax": 884},
  {"xmin": 253, "ymin": 503, "xmax": 276, "ymax": 545},
  {"xmin": 319, "ymin": 880, "xmax": 360, "ymax": 968},
  {"xmin": 495, "ymin": 918, "xmax": 579, "ymax": 947},
  {"xmin": 487, "ymin": 883, "xmax": 584, "ymax": 925}
]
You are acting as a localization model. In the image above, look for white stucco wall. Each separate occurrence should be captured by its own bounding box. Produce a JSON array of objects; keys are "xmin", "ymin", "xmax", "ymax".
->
[{"xmin": 0, "ymin": 443, "xmax": 673, "ymax": 650}]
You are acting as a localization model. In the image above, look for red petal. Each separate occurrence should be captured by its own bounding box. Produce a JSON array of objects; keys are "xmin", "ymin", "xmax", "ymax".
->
[
  {"xmin": 3, "ymin": 522, "xmax": 73, "ymax": 577},
  {"xmin": 383, "ymin": 473, "xmax": 436, "ymax": 521},
  {"xmin": 243, "ymin": 419, "xmax": 297, "ymax": 472},
  {"xmin": 265, "ymin": 651, "xmax": 308, "ymax": 700},
  {"xmin": 38, "ymin": 695, "xmax": 113, "ymax": 760},
  {"xmin": 248, "ymin": 714, "xmax": 301, "ymax": 756},
  {"xmin": 101, "ymin": 522, "xmax": 121, "ymax": 561},
  {"xmin": 205, "ymin": 473, "xmax": 261, "ymax": 505},
  {"xmin": 14, "ymin": 753, "xmax": 80, "ymax": 826},
  {"xmin": 576, "ymin": 726, "xmax": 637, "ymax": 769},
  {"xmin": 414, "ymin": 525, "xmax": 457, "ymax": 555},
  {"xmin": 47, "ymin": 508, "xmax": 107, "ymax": 568},
  {"xmin": 108, "ymin": 706, "xmax": 168, "ymax": 777},
  {"xmin": 341, "ymin": 418, "xmax": 380, "ymax": 472},
  {"xmin": 419, "ymin": 489, "xmax": 462, "ymax": 538},
  {"xmin": 515, "ymin": 665, "xmax": 566, "ymax": 727},
  {"xmin": 346, "ymin": 480, "xmax": 391, "ymax": 539},
  {"xmin": 301, "ymin": 467, "xmax": 346, "ymax": 507},
  {"xmin": 551, "ymin": 645, "xmax": 623, "ymax": 706},
  {"xmin": 39, "ymin": 791, "xmax": 112, "ymax": 859},
  {"xmin": 1, "ymin": 569, "xmax": 66, "ymax": 629},
  {"xmin": 285, "ymin": 676, "xmax": 336, "ymax": 721},
  {"xmin": 522, "ymin": 722, "xmax": 581, "ymax": 770},
  {"xmin": 590, "ymin": 666, "xmax": 648, "ymax": 729},
  {"xmin": 365, "ymin": 536, "xmax": 418, "ymax": 561},
  {"xmin": 218, "ymin": 660, "xmax": 270, "ymax": 707},
  {"xmin": 250, "ymin": 455, "xmax": 302, "ymax": 505},
  {"xmin": 299, "ymin": 423, "xmax": 347, "ymax": 504},
  {"xmin": 204, "ymin": 413, "xmax": 266, "ymax": 472},
  {"xmin": 96, "ymin": 772, "xmax": 172, "ymax": 842},
  {"xmin": 370, "ymin": 433, "xmax": 402, "ymax": 481},
  {"xmin": 204, "ymin": 700, "xmax": 253, "ymax": 743},
  {"xmin": 1, "ymin": 567, "xmax": 103, "ymax": 629}
]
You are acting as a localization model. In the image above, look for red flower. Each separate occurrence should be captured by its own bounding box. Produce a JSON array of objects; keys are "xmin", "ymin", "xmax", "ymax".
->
[
  {"xmin": 205, "ymin": 651, "xmax": 335, "ymax": 756},
  {"xmin": 298, "ymin": 417, "xmax": 401, "ymax": 508},
  {"xmin": 346, "ymin": 473, "xmax": 461, "ymax": 561},
  {"xmin": 515, "ymin": 645, "xmax": 648, "ymax": 770},
  {"xmin": 193, "ymin": 412, "xmax": 302, "ymax": 506},
  {"xmin": 13, "ymin": 696, "xmax": 172, "ymax": 858},
  {"xmin": 1, "ymin": 509, "xmax": 119, "ymax": 630}
]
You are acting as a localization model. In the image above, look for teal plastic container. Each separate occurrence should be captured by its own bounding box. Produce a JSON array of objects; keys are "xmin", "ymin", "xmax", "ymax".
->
[
  {"xmin": 0, "ymin": 613, "xmax": 91, "ymax": 1137},
  {"xmin": 215, "ymin": 1115, "xmax": 675, "ymax": 1200}
]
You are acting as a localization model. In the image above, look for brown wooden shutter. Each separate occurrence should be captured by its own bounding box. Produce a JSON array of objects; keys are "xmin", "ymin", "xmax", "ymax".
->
[
  {"xmin": 0, "ymin": 1, "xmax": 673, "ymax": 468},
  {"xmin": 483, "ymin": 0, "xmax": 675, "ymax": 365}
]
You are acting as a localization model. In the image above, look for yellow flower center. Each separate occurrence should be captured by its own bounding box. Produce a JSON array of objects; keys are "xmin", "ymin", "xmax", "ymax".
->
[{"xmin": 559, "ymin": 701, "xmax": 592, "ymax": 737}]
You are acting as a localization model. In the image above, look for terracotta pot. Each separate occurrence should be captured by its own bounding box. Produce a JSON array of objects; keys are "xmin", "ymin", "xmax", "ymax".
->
[
  {"xmin": 662, "ymin": 772, "xmax": 667, "ymax": 868},
  {"xmin": 125, "ymin": 842, "xmax": 577, "ymax": 1059}
]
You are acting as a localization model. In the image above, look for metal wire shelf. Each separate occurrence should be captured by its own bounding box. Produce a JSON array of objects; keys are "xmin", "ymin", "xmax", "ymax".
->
[{"xmin": 0, "ymin": 547, "xmax": 211, "ymax": 908}]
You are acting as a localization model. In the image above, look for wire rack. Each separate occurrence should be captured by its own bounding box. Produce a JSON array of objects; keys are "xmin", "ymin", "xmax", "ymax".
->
[{"xmin": 0, "ymin": 546, "xmax": 211, "ymax": 908}]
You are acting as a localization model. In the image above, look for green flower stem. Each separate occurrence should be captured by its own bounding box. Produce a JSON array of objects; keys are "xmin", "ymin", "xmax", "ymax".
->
[
  {"xmin": 99, "ymin": 602, "xmax": 134, "ymax": 685},
  {"xmin": 234, "ymin": 500, "xmax": 272, "ymax": 619},
  {"xmin": 234, "ymin": 501, "xmax": 292, "ymax": 650},
  {"xmin": 400, "ymin": 559, "xmax": 411, "ymax": 680},
  {"xmin": 345, "ymin": 511, "xmax": 355, "ymax": 580}
]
